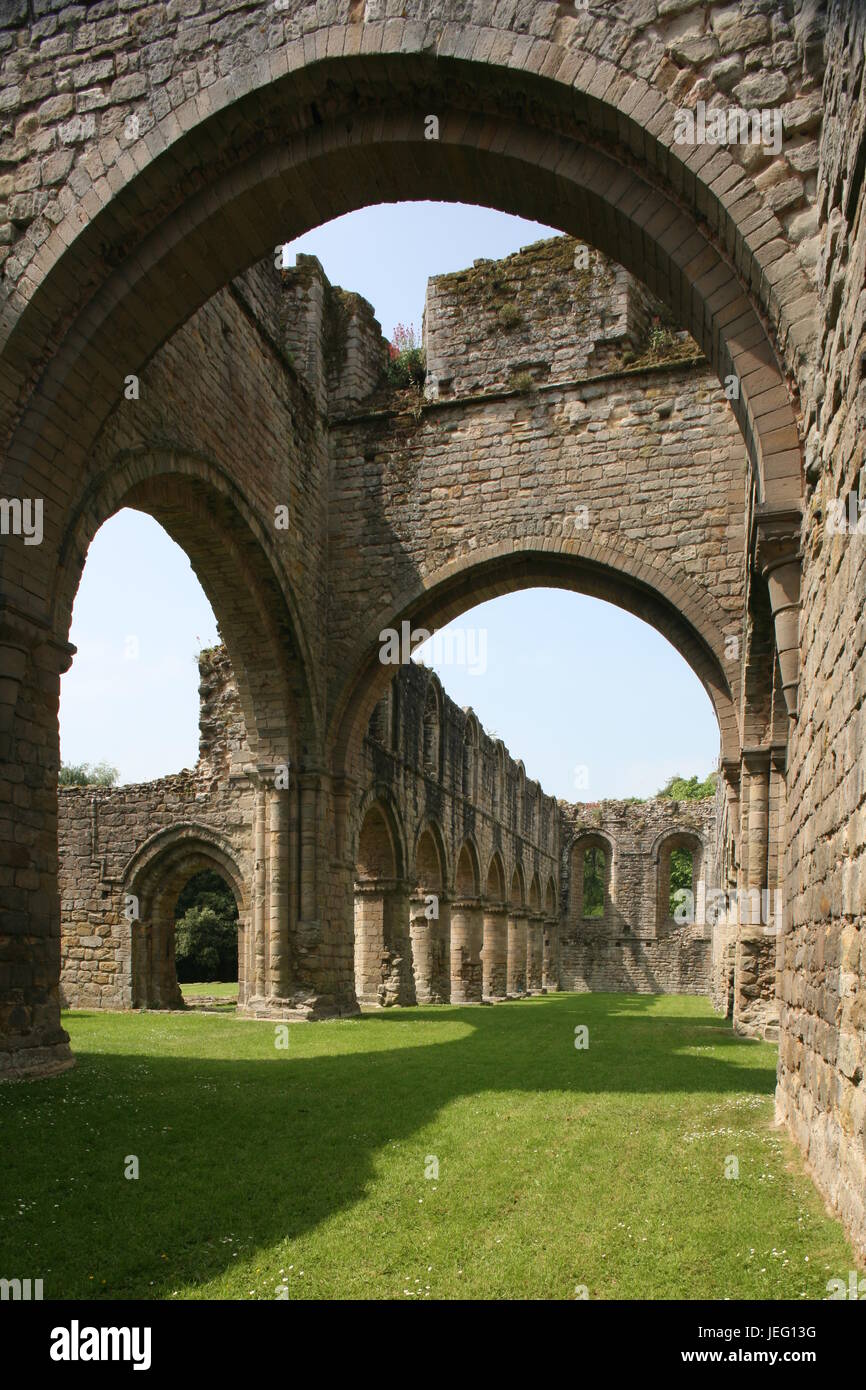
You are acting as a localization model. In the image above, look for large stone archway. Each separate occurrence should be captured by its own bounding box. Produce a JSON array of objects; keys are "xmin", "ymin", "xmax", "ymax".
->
[{"xmin": 3, "ymin": 0, "xmax": 866, "ymax": 1264}]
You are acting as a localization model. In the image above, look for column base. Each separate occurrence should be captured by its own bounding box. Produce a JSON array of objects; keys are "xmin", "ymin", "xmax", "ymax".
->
[
  {"xmin": 0, "ymin": 1038, "xmax": 75, "ymax": 1082},
  {"xmin": 239, "ymin": 993, "xmax": 361, "ymax": 1022}
]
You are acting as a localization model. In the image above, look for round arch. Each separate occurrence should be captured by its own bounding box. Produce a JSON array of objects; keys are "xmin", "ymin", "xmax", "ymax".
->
[
  {"xmin": 60, "ymin": 449, "xmax": 319, "ymax": 763},
  {"xmin": 331, "ymin": 541, "xmax": 739, "ymax": 774},
  {"xmin": 0, "ymin": 40, "xmax": 806, "ymax": 534},
  {"xmin": 124, "ymin": 822, "xmax": 248, "ymax": 1011}
]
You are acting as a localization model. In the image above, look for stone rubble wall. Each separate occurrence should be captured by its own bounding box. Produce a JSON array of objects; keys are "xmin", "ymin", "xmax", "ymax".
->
[{"xmin": 775, "ymin": 0, "xmax": 866, "ymax": 1263}]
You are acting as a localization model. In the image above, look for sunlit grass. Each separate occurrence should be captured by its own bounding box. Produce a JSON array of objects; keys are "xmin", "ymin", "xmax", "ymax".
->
[{"xmin": 0, "ymin": 994, "xmax": 855, "ymax": 1300}]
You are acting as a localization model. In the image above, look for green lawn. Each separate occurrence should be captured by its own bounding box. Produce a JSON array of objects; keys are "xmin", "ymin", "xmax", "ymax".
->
[
  {"xmin": 0, "ymin": 994, "xmax": 856, "ymax": 1300},
  {"xmin": 180, "ymin": 982, "xmax": 238, "ymax": 998}
]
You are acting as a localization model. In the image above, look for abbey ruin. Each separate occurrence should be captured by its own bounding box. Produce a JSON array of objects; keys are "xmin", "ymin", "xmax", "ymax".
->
[{"xmin": 0, "ymin": 0, "xmax": 864, "ymax": 1264}]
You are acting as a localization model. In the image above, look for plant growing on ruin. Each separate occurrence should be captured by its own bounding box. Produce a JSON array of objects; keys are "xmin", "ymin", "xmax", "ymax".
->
[
  {"xmin": 497, "ymin": 302, "xmax": 522, "ymax": 331},
  {"xmin": 656, "ymin": 772, "xmax": 717, "ymax": 801},
  {"xmin": 385, "ymin": 322, "xmax": 426, "ymax": 388},
  {"xmin": 59, "ymin": 761, "xmax": 119, "ymax": 787},
  {"xmin": 509, "ymin": 369, "xmax": 534, "ymax": 392}
]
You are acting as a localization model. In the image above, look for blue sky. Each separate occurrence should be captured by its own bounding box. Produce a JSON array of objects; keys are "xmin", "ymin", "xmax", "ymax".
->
[{"xmin": 60, "ymin": 203, "xmax": 720, "ymax": 797}]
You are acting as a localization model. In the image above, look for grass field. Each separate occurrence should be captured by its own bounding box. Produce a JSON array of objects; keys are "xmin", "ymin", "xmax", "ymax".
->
[
  {"xmin": 0, "ymin": 993, "xmax": 855, "ymax": 1300},
  {"xmin": 179, "ymin": 982, "xmax": 238, "ymax": 999}
]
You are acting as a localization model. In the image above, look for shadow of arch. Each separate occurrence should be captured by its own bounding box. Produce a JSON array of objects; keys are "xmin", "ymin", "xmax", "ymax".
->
[
  {"xmin": 454, "ymin": 838, "xmax": 482, "ymax": 899},
  {"xmin": 58, "ymin": 448, "xmax": 319, "ymax": 762},
  {"xmin": 330, "ymin": 542, "xmax": 738, "ymax": 775},
  {"xmin": 412, "ymin": 820, "xmax": 449, "ymax": 897},
  {"xmin": 124, "ymin": 822, "xmax": 248, "ymax": 1012},
  {"xmin": 353, "ymin": 789, "xmax": 407, "ymax": 884}
]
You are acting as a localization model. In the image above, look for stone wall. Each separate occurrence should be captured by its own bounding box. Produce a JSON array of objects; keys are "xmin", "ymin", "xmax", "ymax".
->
[
  {"xmin": 423, "ymin": 236, "xmax": 676, "ymax": 398},
  {"xmin": 559, "ymin": 796, "xmax": 716, "ymax": 995},
  {"xmin": 775, "ymin": 0, "xmax": 866, "ymax": 1263}
]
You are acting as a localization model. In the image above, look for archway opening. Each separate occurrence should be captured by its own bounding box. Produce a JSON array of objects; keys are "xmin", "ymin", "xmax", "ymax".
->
[{"xmin": 174, "ymin": 869, "xmax": 240, "ymax": 1010}]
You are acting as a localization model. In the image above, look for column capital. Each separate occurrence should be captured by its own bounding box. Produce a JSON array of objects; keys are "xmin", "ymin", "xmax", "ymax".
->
[{"xmin": 751, "ymin": 505, "xmax": 802, "ymax": 576}]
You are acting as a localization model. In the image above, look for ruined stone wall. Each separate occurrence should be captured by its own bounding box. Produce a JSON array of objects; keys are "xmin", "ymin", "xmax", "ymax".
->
[
  {"xmin": 58, "ymin": 646, "xmax": 254, "ymax": 1010},
  {"xmin": 360, "ymin": 660, "xmax": 559, "ymax": 901},
  {"xmin": 776, "ymin": 0, "xmax": 866, "ymax": 1262},
  {"xmin": 422, "ymin": 237, "xmax": 676, "ymax": 398},
  {"xmin": 558, "ymin": 796, "xmax": 716, "ymax": 995}
]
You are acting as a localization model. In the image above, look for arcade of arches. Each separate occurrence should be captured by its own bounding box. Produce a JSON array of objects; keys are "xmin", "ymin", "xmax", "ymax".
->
[{"xmin": 1, "ymin": 1, "xmax": 864, "ymax": 1262}]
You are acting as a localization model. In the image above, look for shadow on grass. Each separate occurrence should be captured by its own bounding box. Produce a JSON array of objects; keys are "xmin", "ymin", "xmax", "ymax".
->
[{"xmin": 0, "ymin": 993, "xmax": 777, "ymax": 1298}]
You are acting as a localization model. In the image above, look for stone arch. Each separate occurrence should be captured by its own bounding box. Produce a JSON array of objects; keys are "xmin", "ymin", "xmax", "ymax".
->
[
  {"xmin": 59, "ymin": 448, "xmax": 318, "ymax": 763},
  {"xmin": 454, "ymin": 839, "xmax": 481, "ymax": 900},
  {"xmin": 570, "ymin": 831, "xmax": 616, "ymax": 930},
  {"xmin": 509, "ymin": 861, "xmax": 527, "ymax": 909},
  {"xmin": 545, "ymin": 877, "xmax": 558, "ymax": 917},
  {"xmin": 330, "ymin": 541, "xmax": 741, "ymax": 776},
  {"xmin": 421, "ymin": 675, "xmax": 442, "ymax": 780},
  {"xmin": 354, "ymin": 792, "xmax": 405, "ymax": 884},
  {"xmin": 123, "ymin": 823, "xmax": 248, "ymax": 1012},
  {"xmin": 0, "ymin": 34, "xmax": 808, "ymax": 531},
  {"xmin": 528, "ymin": 872, "xmax": 542, "ymax": 913},
  {"xmin": 486, "ymin": 851, "xmax": 507, "ymax": 905},
  {"xmin": 462, "ymin": 712, "xmax": 480, "ymax": 802},
  {"xmin": 412, "ymin": 821, "xmax": 448, "ymax": 898},
  {"xmin": 651, "ymin": 828, "xmax": 707, "ymax": 936}
]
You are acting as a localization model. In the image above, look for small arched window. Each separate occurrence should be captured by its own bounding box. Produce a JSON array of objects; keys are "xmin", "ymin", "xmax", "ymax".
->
[
  {"xmin": 582, "ymin": 847, "xmax": 606, "ymax": 918},
  {"xmin": 422, "ymin": 682, "xmax": 440, "ymax": 777}
]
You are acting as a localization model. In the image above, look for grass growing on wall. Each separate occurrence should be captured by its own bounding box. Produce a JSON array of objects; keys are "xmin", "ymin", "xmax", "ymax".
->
[{"xmin": 0, "ymin": 995, "xmax": 855, "ymax": 1301}]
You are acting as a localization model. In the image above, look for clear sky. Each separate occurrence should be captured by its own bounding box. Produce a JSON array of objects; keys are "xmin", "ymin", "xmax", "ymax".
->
[{"xmin": 60, "ymin": 203, "xmax": 720, "ymax": 797}]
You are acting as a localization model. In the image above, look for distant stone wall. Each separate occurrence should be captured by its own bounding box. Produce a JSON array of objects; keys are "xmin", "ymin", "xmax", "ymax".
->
[
  {"xmin": 558, "ymin": 797, "xmax": 716, "ymax": 995},
  {"xmin": 422, "ymin": 237, "xmax": 677, "ymax": 398}
]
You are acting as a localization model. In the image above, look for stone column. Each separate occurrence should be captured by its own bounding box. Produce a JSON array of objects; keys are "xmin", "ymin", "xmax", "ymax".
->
[
  {"xmin": 450, "ymin": 898, "xmax": 483, "ymax": 1003},
  {"xmin": 354, "ymin": 882, "xmax": 385, "ymax": 1007},
  {"xmin": 482, "ymin": 904, "xmax": 508, "ymax": 999},
  {"xmin": 734, "ymin": 749, "xmax": 777, "ymax": 1038},
  {"xmin": 245, "ymin": 768, "xmax": 269, "ymax": 1002},
  {"xmin": 409, "ymin": 895, "xmax": 436, "ymax": 1003},
  {"xmin": 526, "ymin": 914, "xmax": 544, "ymax": 993},
  {"xmin": 381, "ymin": 881, "xmax": 414, "ymax": 1006},
  {"xmin": 298, "ymin": 771, "xmax": 319, "ymax": 928},
  {"xmin": 507, "ymin": 912, "xmax": 528, "ymax": 995},
  {"xmin": 267, "ymin": 780, "xmax": 291, "ymax": 1002},
  {"xmin": 754, "ymin": 507, "xmax": 802, "ymax": 720},
  {"xmin": 542, "ymin": 916, "xmax": 559, "ymax": 992},
  {"xmin": 0, "ymin": 617, "xmax": 75, "ymax": 1078}
]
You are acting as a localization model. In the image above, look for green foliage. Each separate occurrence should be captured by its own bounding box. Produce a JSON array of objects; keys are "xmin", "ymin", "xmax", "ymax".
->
[
  {"xmin": 656, "ymin": 772, "xmax": 717, "ymax": 801},
  {"xmin": 174, "ymin": 870, "xmax": 238, "ymax": 983},
  {"xmin": 669, "ymin": 846, "xmax": 694, "ymax": 916},
  {"xmin": 59, "ymin": 761, "xmax": 118, "ymax": 787},
  {"xmin": 497, "ymin": 302, "xmax": 522, "ymax": 331},
  {"xmin": 508, "ymin": 370, "xmax": 534, "ymax": 392},
  {"xmin": 583, "ymin": 846, "xmax": 605, "ymax": 917},
  {"xmin": 385, "ymin": 321, "xmax": 426, "ymax": 388}
]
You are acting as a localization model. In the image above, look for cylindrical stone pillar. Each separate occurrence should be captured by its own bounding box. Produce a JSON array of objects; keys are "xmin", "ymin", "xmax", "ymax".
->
[
  {"xmin": 268, "ymin": 785, "xmax": 290, "ymax": 1000},
  {"xmin": 381, "ymin": 883, "xmax": 415, "ymax": 1006},
  {"xmin": 526, "ymin": 914, "xmax": 544, "ymax": 993},
  {"xmin": 542, "ymin": 916, "xmax": 559, "ymax": 992},
  {"xmin": 482, "ymin": 905, "xmax": 508, "ymax": 999},
  {"xmin": 253, "ymin": 780, "xmax": 267, "ymax": 998},
  {"xmin": 354, "ymin": 882, "xmax": 385, "ymax": 1007},
  {"xmin": 450, "ymin": 899, "xmax": 484, "ymax": 1003},
  {"xmin": 507, "ymin": 912, "xmax": 528, "ymax": 995},
  {"xmin": 410, "ymin": 896, "xmax": 436, "ymax": 1004}
]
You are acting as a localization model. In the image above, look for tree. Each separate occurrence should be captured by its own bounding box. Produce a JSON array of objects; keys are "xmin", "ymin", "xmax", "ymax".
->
[
  {"xmin": 59, "ymin": 761, "xmax": 118, "ymax": 787},
  {"xmin": 174, "ymin": 870, "xmax": 238, "ymax": 982},
  {"xmin": 656, "ymin": 772, "xmax": 716, "ymax": 801}
]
